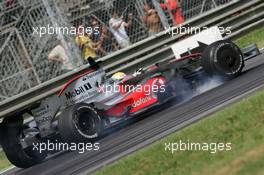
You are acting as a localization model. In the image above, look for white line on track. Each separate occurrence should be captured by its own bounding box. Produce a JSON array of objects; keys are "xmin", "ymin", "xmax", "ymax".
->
[{"xmin": 0, "ymin": 166, "xmax": 16, "ymax": 175}]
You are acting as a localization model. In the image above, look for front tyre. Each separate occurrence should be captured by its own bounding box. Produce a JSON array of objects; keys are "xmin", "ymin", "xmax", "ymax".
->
[
  {"xmin": 201, "ymin": 40, "xmax": 244, "ymax": 79},
  {"xmin": 58, "ymin": 103, "xmax": 103, "ymax": 143}
]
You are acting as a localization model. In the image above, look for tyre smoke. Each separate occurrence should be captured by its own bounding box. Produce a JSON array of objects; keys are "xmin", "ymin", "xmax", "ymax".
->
[{"xmin": 195, "ymin": 76, "xmax": 224, "ymax": 95}]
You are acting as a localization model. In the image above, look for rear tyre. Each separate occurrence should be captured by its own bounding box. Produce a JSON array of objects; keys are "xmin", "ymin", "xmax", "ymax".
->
[
  {"xmin": 0, "ymin": 117, "xmax": 47, "ymax": 168},
  {"xmin": 58, "ymin": 103, "xmax": 103, "ymax": 143},
  {"xmin": 201, "ymin": 40, "xmax": 244, "ymax": 79}
]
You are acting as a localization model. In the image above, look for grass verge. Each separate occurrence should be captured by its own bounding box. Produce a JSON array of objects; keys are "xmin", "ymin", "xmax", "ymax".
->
[
  {"xmin": 96, "ymin": 90, "xmax": 264, "ymax": 175},
  {"xmin": 235, "ymin": 26, "xmax": 264, "ymax": 49},
  {"xmin": 0, "ymin": 151, "xmax": 12, "ymax": 171}
]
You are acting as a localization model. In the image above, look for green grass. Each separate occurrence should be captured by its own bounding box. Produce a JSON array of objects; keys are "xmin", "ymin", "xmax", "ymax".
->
[
  {"xmin": 96, "ymin": 90, "xmax": 264, "ymax": 175},
  {"xmin": 235, "ymin": 26, "xmax": 264, "ymax": 49},
  {"xmin": 0, "ymin": 151, "xmax": 12, "ymax": 171}
]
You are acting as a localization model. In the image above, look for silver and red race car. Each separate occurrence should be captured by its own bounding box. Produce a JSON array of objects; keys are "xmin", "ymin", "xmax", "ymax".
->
[{"xmin": 0, "ymin": 27, "xmax": 260, "ymax": 168}]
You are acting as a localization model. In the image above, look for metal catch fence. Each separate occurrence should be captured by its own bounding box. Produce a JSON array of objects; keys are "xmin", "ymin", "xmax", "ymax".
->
[{"xmin": 0, "ymin": 0, "xmax": 234, "ymax": 103}]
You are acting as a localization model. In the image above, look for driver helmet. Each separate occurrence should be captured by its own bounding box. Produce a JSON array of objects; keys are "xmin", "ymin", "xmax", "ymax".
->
[{"xmin": 111, "ymin": 72, "xmax": 127, "ymax": 82}]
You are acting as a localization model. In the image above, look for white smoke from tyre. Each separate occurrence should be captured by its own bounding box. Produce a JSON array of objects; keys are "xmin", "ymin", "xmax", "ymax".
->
[{"xmin": 195, "ymin": 77, "xmax": 223, "ymax": 95}]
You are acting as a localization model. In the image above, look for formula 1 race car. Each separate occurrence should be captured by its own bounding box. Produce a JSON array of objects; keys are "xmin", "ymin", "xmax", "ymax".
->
[{"xmin": 0, "ymin": 27, "xmax": 260, "ymax": 168}]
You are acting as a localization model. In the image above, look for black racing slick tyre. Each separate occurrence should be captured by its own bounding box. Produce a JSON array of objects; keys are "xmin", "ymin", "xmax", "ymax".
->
[
  {"xmin": 201, "ymin": 40, "xmax": 244, "ymax": 78},
  {"xmin": 58, "ymin": 103, "xmax": 103, "ymax": 142},
  {"xmin": 0, "ymin": 117, "xmax": 47, "ymax": 168}
]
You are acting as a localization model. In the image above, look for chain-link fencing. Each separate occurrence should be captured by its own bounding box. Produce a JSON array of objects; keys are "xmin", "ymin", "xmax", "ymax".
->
[{"xmin": 0, "ymin": 0, "xmax": 234, "ymax": 102}]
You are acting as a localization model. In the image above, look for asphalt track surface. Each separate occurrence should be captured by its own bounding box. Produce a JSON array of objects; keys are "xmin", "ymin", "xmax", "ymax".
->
[{"xmin": 2, "ymin": 54, "xmax": 264, "ymax": 175}]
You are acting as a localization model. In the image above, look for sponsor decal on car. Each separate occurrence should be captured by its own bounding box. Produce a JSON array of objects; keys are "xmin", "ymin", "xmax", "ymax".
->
[
  {"xmin": 59, "ymin": 69, "xmax": 105, "ymax": 106},
  {"xmin": 65, "ymin": 82, "xmax": 92, "ymax": 100},
  {"xmin": 132, "ymin": 96, "xmax": 153, "ymax": 108}
]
